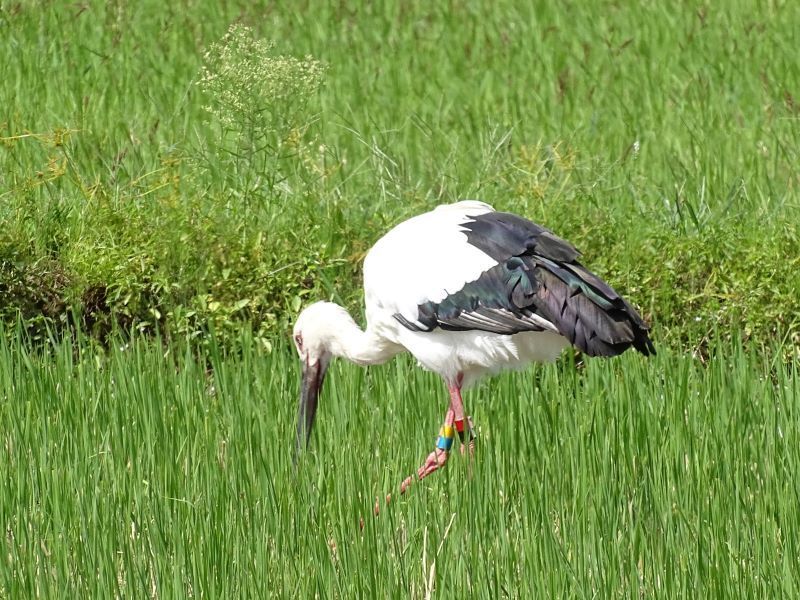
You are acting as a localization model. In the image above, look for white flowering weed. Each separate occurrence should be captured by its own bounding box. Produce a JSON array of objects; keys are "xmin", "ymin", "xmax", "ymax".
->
[
  {"xmin": 197, "ymin": 24, "xmax": 325, "ymax": 135},
  {"xmin": 195, "ymin": 24, "xmax": 327, "ymax": 201}
]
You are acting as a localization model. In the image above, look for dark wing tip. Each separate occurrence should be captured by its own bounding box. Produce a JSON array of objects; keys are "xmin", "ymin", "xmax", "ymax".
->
[{"xmin": 633, "ymin": 328, "xmax": 656, "ymax": 356}]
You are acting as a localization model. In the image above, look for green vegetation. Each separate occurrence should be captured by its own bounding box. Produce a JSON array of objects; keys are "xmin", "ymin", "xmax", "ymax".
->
[
  {"xmin": 1, "ymin": 0, "xmax": 799, "ymax": 596},
  {"xmin": 1, "ymin": 0, "xmax": 798, "ymax": 349},
  {"xmin": 1, "ymin": 333, "xmax": 797, "ymax": 596}
]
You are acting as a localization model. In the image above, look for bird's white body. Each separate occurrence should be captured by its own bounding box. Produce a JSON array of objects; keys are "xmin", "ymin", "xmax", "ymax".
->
[
  {"xmin": 392, "ymin": 327, "xmax": 568, "ymax": 388},
  {"xmin": 359, "ymin": 200, "xmax": 568, "ymax": 387}
]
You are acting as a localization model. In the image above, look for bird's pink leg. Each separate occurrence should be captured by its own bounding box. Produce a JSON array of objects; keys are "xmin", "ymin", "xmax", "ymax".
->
[
  {"xmin": 378, "ymin": 376, "xmax": 478, "ymax": 513},
  {"xmin": 398, "ymin": 375, "xmax": 474, "ymax": 494},
  {"xmin": 450, "ymin": 380, "xmax": 477, "ymax": 457},
  {"xmin": 397, "ymin": 408, "xmax": 453, "ymax": 494}
]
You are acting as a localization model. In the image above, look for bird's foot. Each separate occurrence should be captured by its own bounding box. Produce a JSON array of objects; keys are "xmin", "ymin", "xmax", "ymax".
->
[
  {"xmin": 460, "ymin": 439, "xmax": 476, "ymax": 456},
  {"xmin": 401, "ymin": 448, "xmax": 449, "ymax": 494},
  {"xmin": 378, "ymin": 448, "xmax": 449, "ymax": 514},
  {"xmin": 376, "ymin": 424, "xmax": 457, "ymax": 515},
  {"xmin": 417, "ymin": 448, "xmax": 449, "ymax": 479}
]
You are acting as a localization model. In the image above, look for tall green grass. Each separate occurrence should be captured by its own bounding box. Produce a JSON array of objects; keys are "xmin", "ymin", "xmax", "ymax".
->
[
  {"xmin": 1, "ymin": 3, "xmax": 799, "ymax": 595},
  {"xmin": 1, "ymin": 333, "xmax": 797, "ymax": 596},
  {"xmin": 0, "ymin": 1, "xmax": 798, "ymax": 348}
]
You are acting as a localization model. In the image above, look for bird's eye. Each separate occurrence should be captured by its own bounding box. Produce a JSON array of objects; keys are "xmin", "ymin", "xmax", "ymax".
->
[{"xmin": 294, "ymin": 334, "xmax": 303, "ymax": 351}]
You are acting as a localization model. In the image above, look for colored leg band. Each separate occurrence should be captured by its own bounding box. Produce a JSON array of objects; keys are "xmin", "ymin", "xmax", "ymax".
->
[
  {"xmin": 436, "ymin": 435, "xmax": 454, "ymax": 451},
  {"xmin": 436, "ymin": 425, "xmax": 455, "ymax": 451},
  {"xmin": 455, "ymin": 417, "xmax": 477, "ymax": 443}
]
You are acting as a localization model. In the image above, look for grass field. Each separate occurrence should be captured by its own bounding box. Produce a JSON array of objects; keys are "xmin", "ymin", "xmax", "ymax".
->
[
  {"xmin": 1, "ymin": 334, "xmax": 798, "ymax": 597},
  {"xmin": 1, "ymin": 0, "xmax": 799, "ymax": 597}
]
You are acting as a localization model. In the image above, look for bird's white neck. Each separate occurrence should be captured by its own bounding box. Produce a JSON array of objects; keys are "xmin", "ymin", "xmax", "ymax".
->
[{"xmin": 324, "ymin": 306, "xmax": 401, "ymax": 366}]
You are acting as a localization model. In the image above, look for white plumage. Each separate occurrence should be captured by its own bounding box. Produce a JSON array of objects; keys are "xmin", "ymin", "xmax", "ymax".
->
[{"xmin": 364, "ymin": 200, "xmax": 497, "ymax": 326}]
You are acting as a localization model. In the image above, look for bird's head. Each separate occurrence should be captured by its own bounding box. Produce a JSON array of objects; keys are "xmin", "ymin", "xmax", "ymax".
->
[{"xmin": 292, "ymin": 301, "xmax": 343, "ymax": 460}]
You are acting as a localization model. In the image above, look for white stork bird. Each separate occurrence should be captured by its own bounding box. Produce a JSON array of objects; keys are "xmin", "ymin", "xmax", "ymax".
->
[{"xmin": 293, "ymin": 200, "xmax": 654, "ymax": 494}]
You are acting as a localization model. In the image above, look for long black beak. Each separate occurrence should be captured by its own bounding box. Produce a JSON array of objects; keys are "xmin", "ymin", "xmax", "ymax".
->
[{"xmin": 293, "ymin": 358, "xmax": 327, "ymax": 465}]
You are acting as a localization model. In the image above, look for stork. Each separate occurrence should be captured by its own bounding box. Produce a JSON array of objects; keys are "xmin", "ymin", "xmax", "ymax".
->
[{"xmin": 293, "ymin": 200, "xmax": 654, "ymax": 496}]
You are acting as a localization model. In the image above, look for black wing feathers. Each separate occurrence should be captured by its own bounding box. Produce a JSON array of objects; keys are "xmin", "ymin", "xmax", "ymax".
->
[
  {"xmin": 462, "ymin": 211, "xmax": 581, "ymax": 263},
  {"xmin": 412, "ymin": 259, "xmax": 546, "ymax": 335},
  {"xmin": 394, "ymin": 211, "xmax": 655, "ymax": 357}
]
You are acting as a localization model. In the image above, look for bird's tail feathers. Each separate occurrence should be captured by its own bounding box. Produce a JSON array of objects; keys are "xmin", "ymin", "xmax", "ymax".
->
[{"xmin": 531, "ymin": 259, "xmax": 655, "ymax": 357}]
